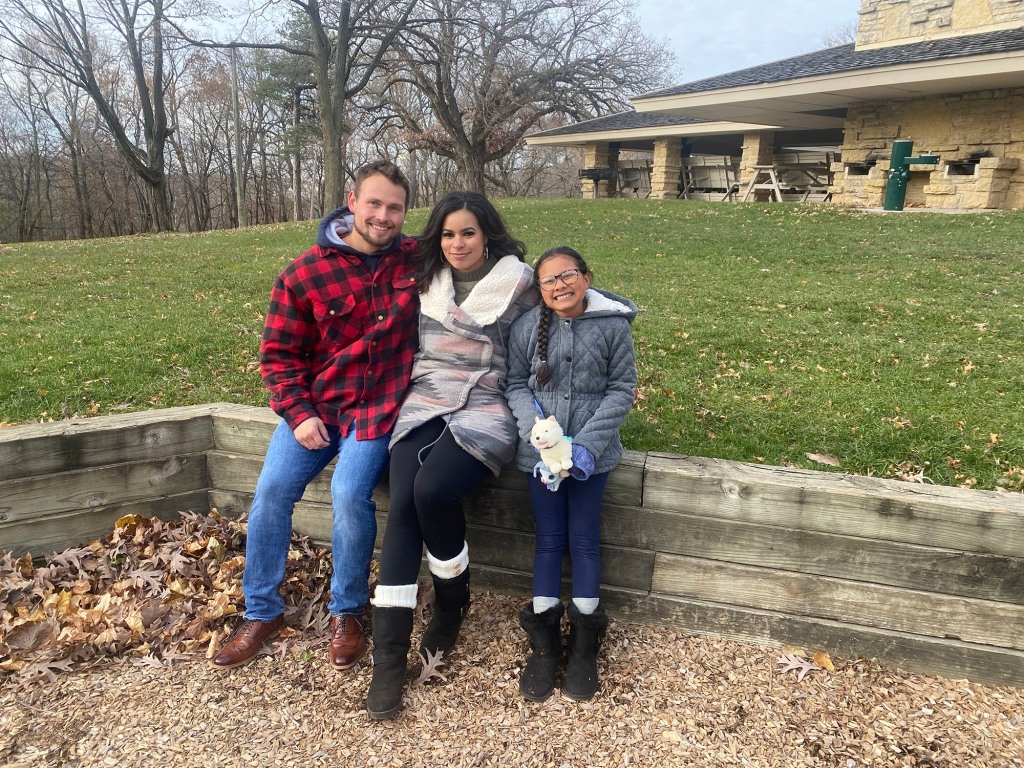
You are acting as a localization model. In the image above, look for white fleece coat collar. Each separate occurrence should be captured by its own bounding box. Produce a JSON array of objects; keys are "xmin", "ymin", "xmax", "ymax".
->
[{"xmin": 420, "ymin": 255, "xmax": 527, "ymax": 325}]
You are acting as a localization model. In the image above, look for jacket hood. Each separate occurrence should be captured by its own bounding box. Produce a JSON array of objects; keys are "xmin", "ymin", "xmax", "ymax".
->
[
  {"xmin": 579, "ymin": 288, "xmax": 638, "ymax": 322},
  {"xmin": 315, "ymin": 205, "xmax": 406, "ymax": 258}
]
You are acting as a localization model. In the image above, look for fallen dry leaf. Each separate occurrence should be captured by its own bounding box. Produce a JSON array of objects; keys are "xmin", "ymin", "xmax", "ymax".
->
[
  {"xmin": 413, "ymin": 648, "xmax": 448, "ymax": 687},
  {"xmin": 812, "ymin": 651, "xmax": 835, "ymax": 672},
  {"xmin": 776, "ymin": 652, "xmax": 822, "ymax": 682},
  {"xmin": 805, "ymin": 452, "xmax": 841, "ymax": 467}
]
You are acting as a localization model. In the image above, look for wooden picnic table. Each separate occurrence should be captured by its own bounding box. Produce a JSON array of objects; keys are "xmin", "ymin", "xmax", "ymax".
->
[{"xmin": 740, "ymin": 151, "xmax": 835, "ymax": 202}]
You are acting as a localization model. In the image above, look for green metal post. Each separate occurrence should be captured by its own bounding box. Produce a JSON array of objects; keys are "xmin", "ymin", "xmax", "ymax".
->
[
  {"xmin": 883, "ymin": 140, "xmax": 940, "ymax": 211},
  {"xmin": 883, "ymin": 140, "xmax": 915, "ymax": 211}
]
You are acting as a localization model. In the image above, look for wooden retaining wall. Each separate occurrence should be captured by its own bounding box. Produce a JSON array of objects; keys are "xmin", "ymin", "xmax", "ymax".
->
[{"xmin": 3, "ymin": 403, "xmax": 1023, "ymax": 688}]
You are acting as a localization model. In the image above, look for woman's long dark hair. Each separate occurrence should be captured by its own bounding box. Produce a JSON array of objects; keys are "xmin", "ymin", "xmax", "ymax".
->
[
  {"xmin": 414, "ymin": 191, "xmax": 526, "ymax": 292},
  {"xmin": 532, "ymin": 246, "xmax": 591, "ymax": 385}
]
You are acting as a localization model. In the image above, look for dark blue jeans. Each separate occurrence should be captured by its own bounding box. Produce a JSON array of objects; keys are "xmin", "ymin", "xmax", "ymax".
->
[{"xmin": 528, "ymin": 471, "xmax": 609, "ymax": 600}]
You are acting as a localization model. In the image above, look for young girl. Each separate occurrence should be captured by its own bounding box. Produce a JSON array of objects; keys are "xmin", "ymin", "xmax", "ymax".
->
[{"xmin": 505, "ymin": 246, "xmax": 637, "ymax": 702}]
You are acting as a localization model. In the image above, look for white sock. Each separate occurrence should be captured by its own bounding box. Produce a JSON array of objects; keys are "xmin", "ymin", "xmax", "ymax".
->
[
  {"xmin": 426, "ymin": 541, "xmax": 469, "ymax": 580},
  {"xmin": 572, "ymin": 597, "xmax": 599, "ymax": 615},
  {"xmin": 533, "ymin": 596, "xmax": 561, "ymax": 614},
  {"xmin": 371, "ymin": 583, "xmax": 418, "ymax": 609}
]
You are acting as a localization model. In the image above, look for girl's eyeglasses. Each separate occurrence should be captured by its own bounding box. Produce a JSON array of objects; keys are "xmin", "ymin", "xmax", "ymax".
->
[{"xmin": 538, "ymin": 268, "xmax": 581, "ymax": 291}]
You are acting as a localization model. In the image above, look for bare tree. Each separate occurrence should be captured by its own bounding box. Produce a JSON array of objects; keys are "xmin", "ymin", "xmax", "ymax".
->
[
  {"xmin": 490, "ymin": 143, "xmax": 583, "ymax": 198},
  {"xmin": 0, "ymin": 0, "xmax": 177, "ymax": 231},
  {"xmin": 0, "ymin": 65, "xmax": 48, "ymax": 241},
  {"xmin": 301, "ymin": 0, "xmax": 417, "ymax": 208},
  {"xmin": 165, "ymin": 48, "xmax": 233, "ymax": 231},
  {"xmin": 178, "ymin": 0, "xmax": 417, "ymax": 210},
  {"xmin": 30, "ymin": 70, "xmax": 106, "ymax": 238},
  {"xmin": 383, "ymin": 0, "xmax": 675, "ymax": 193},
  {"xmin": 822, "ymin": 22, "xmax": 857, "ymax": 48}
]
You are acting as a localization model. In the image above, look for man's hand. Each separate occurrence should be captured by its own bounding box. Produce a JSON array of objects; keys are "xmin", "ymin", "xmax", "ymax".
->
[{"xmin": 294, "ymin": 417, "xmax": 330, "ymax": 450}]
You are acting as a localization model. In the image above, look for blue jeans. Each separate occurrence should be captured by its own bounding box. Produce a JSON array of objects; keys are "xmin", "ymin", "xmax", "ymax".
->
[
  {"xmin": 528, "ymin": 472, "xmax": 610, "ymax": 600},
  {"xmin": 241, "ymin": 419, "xmax": 390, "ymax": 620}
]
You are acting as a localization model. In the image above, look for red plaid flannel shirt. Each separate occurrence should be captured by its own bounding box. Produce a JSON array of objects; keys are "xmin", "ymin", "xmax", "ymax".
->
[{"xmin": 260, "ymin": 237, "xmax": 418, "ymax": 439}]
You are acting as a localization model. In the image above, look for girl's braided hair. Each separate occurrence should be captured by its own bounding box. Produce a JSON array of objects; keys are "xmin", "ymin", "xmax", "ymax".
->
[{"xmin": 532, "ymin": 246, "xmax": 590, "ymax": 385}]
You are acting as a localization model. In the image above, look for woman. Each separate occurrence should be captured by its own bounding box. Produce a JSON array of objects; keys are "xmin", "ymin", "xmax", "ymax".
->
[{"xmin": 366, "ymin": 191, "xmax": 538, "ymax": 720}]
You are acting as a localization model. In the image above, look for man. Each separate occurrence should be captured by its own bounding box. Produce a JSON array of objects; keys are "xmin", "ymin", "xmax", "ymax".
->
[{"xmin": 211, "ymin": 160, "xmax": 418, "ymax": 671}]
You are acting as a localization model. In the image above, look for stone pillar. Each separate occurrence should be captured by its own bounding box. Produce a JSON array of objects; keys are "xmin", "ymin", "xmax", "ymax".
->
[
  {"xmin": 651, "ymin": 138, "xmax": 682, "ymax": 199},
  {"xmin": 974, "ymin": 156, "xmax": 1019, "ymax": 209},
  {"xmin": 582, "ymin": 142, "xmax": 611, "ymax": 198},
  {"xmin": 855, "ymin": 0, "xmax": 1023, "ymax": 49},
  {"xmin": 739, "ymin": 130, "xmax": 776, "ymax": 201},
  {"xmin": 608, "ymin": 144, "xmax": 621, "ymax": 197}
]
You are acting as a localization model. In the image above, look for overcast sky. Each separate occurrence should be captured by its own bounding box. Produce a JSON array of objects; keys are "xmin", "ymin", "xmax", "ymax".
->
[{"xmin": 632, "ymin": 0, "xmax": 862, "ymax": 83}]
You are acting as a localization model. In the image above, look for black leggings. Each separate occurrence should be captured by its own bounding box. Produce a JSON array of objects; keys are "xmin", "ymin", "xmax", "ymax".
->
[{"xmin": 378, "ymin": 417, "xmax": 490, "ymax": 585}]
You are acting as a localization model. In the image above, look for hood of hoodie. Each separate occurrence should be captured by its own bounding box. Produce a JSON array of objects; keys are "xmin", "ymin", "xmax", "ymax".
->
[
  {"xmin": 315, "ymin": 204, "xmax": 406, "ymax": 259},
  {"xmin": 579, "ymin": 287, "xmax": 638, "ymax": 323}
]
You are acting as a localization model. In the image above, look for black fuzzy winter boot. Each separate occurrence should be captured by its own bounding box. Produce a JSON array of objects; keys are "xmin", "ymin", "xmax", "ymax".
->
[
  {"xmin": 366, "ymin": 606, "xmax": 414, "ymax": 721},
  {"xmin": 564, "ymin": 602, "xmax": 609, "ymax": 701},
  {"xmin": 517, "ymin": 602, "xmax": 564, "ymax": 702},
  {"xmin": 418, "ymin": 569, "xmax": 471, "ymax": 660}
]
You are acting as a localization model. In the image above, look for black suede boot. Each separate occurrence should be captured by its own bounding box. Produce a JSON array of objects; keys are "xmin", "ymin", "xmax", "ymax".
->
[
  {"xmin": 366, "ymin": 606, "xmax": 414, "ymax": 720},
  {"xmin": 418, "ymin": 569, "xmax": 471, "ymax": 659},
  {"xmin": 517, "ymin": 602, "xmax": 564, "ymax": 702},
  {"xmin": 564, "ymin": 602, "xmax": 609, "ymax": 701}
]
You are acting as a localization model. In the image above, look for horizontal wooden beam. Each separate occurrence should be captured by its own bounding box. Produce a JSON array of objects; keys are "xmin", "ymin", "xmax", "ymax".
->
[
  {"xmin": 0, "ymin": 404, "xmax": 225, "ymax": 482},
  {"xmin": 645, "ymin": 454, "xmax": 1024, "ymax": 557},
  {"xmin": 601, "ymin": 506, "xmax": 1024, "ymax": 604},
  {"xmin": 652, "ymin": 553, "xmax": 1024, "ymax": 651},
  {"xmin": 2, "ymin": 490, "xmax": 209, "ymax": 558},
  {"xmin": 1, "ymin": 453, "xmax": 208, "ymax": 524}
]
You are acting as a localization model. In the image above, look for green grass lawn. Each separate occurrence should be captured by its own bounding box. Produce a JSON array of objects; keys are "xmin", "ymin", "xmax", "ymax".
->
[{"xmin": 2, "ymin": 199, "xmax": 1022, "ymax": 491}]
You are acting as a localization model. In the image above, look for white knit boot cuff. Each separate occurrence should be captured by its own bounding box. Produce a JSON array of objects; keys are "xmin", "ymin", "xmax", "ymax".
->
[
  {"xmin": 371, "ymin": 583, "xmax": 418, "ymax": 609},
  {"xmin": 426, "ymin": 541, "xmax": 469, "ymax": 579}
]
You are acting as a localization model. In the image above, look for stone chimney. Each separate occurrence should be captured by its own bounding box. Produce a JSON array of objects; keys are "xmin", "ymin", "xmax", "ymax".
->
[{"xmin": 855, "ymin": 0, "xmax": 1024, "ymax": 50}]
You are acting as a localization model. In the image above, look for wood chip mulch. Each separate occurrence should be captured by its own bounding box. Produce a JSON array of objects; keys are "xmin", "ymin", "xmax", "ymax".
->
[{"xmin": 2, "ymin": 514, "xmax": 1023, "ymax": 767}]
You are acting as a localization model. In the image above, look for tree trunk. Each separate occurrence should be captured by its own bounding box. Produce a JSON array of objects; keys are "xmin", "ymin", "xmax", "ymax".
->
[
  {"xmin": 292, "ymin": 91, "xmax": 303, "ymax": 221},
  {"xmin": 407, "ymin": 149, "xmax": 418, "ymax": 210},
  {"xmin": 148, "ymin": 176, "xmax": 174, "ymax": 232},
  {"xmin": 319, "ymin": 79, "xmax": 348, "ymax": 209},
  {"xmin": 461, "ymin": 150, "xmax": 487, "ymax": 195},
  {"xmin": 231, "ymin": 47, "xmax": 246, "ymax": 227}
]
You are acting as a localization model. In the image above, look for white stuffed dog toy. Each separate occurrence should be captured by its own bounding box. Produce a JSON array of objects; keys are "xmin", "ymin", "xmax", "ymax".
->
[{"xmin": 530, "ymin": 416, "xmax": 574, "ymax": 476}]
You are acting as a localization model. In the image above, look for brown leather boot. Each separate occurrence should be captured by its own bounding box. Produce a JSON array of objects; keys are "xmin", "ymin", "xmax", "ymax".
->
[
  {"xmin": 329, "ymin": 614, "xmax": 367, "ymax": 670},
  {"xmin": 209, "ymin": 615, "xmax": 285, "ymax": 670}
]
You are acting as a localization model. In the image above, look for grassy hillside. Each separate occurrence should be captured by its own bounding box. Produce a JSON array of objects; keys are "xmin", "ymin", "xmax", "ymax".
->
[{"xmin": 2, "ymin": 199, "xmax": 1022, "ymax": 490}]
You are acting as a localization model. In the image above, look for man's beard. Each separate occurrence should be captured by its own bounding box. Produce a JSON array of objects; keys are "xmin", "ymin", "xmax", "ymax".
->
[{"xmin": 354, "ymin": 219, "xmax": 394, "ymax": 248}]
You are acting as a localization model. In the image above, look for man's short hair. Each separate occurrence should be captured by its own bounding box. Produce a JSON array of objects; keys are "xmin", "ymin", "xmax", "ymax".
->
[{"xmin": 353, "ymin": 160, "xmax": 411, "ymax": 207}]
